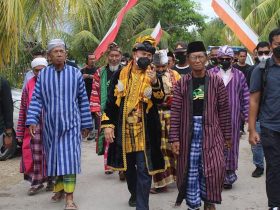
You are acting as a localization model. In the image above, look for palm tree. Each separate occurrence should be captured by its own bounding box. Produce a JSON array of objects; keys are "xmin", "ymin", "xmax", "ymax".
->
[{"xmin": 245, "ymin": 0, "xmax": 280, "ymax": 39}]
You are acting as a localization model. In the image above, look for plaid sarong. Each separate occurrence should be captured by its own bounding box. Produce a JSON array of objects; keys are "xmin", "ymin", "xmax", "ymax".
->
[
  {"xmin": 224, "ymin": 170, "xmax": 237, "ymax": 185},
  {"xmin": 24, "ymin": 125, "xmax": 47, "ymax": 186},
  {"xmin": 185, "ymin": 116, "xmax": 206, "ymax": 209},
  {"xmin": 53, "ymin": 174, "xmax": 76, "ymax": 193},
  {"xmin": 153, "ymin": 109, "xmax": 176, "ymax": 188}
]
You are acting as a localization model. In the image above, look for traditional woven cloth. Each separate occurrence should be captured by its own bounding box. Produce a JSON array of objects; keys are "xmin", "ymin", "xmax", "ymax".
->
[
  {"xmin": 152, "ymin": 109, "xmax": 176, "ymax": 187},
  {"xmin": 53, "ymin": 174, "xmax": 76, "ymax": 193},
  {"xmin": 185, "ymin": 116, "xmax": 206, "ymax": 209}
]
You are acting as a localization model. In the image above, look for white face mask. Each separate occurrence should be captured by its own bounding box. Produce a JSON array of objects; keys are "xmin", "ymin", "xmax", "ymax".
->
[
  {"xmin": 109, "ymin": 65, "xmax": 119, "ymax": 72},
  {"xmin": 258, "ymin": 55, "xmax": 270, "ymax": 62}
]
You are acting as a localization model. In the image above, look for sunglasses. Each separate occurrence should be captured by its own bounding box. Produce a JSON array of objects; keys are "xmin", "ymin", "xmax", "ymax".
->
[
  {"xmin": 257, "ymin": 51, "xmax": 270, "ymax": 56},
  {"xmin": 218, "ymin": 58, "xmax": 232, "ymax": 62}
]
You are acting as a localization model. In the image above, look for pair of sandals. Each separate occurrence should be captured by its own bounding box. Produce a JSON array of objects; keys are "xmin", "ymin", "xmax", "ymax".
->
[{"xmin": 51, "ymin": 191, "xmax": 78, "ymax": 210}]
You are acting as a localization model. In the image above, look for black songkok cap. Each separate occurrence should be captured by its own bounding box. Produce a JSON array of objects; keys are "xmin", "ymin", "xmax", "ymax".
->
[
  {"xmin": 133, "ymin": 41, "xmax": 156, "ymax": 54},
  {"xmin": 187, "ymin": 41, "xmax": 206, "ymax": 54}
]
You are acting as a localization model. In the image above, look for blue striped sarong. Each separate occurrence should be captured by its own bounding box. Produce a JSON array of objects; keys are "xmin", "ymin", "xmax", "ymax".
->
[{"xmin": 185, "ymin": 116, "xmax": 206, "ymax": 209}]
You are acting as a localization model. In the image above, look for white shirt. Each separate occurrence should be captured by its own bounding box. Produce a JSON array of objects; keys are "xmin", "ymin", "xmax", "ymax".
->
[{"xmin": 220, "ymin": 68, "xmax": 232, "ymax": 86}]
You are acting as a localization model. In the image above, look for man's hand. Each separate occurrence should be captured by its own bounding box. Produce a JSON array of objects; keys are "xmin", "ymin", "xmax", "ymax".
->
[
  {"xmin": 171, "ymin": 142, "xmax": 180, "ymax": 156},
  {"xmin": 225, "ymin": 139, "xmax": 232, "ymax": 149},
  {"xmin": 4, "ymin": 136, "xmax": 13, "ymax": 149},
  {"xmin": 249, "ymin": 130, "xmax": 260, "ymax": 146},
  {"xmin": 147, "ymin": 68, "xmax": 157, "ymax": 85},
  {"xmin": 82, "ymin": 129, "xmax": 90, "ymax": 138},
  {"xmin": 104, "ymin": 127, "xmax": 115, "ymax": 143},
  {"xmin": 29, "ymin": 125, "xmax": 37, "ymax": 138}
]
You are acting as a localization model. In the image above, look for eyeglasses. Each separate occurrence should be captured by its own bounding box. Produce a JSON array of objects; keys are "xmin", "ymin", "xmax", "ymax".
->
[
  {"xmin": 188, "ymin": 55, "xmax": 206, "ymax": 62},
  {"xmin": 218, "ymin": 58, "xmax": 232, "ymax": 62},
  {"xmin": 257, "ymin": 51, "xmax": 270, "ymax": 56}
]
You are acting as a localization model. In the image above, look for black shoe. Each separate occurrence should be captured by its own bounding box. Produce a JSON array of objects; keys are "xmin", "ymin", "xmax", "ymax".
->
[
  {"xmin": 252, "ymin": 167, "xmax": 264, "ymax": 178},
  {"xmin": 223, "ymin": 184, "xmax": 232, "ymax": 189},
  {"xmin": 128, "ymin": 196, "xmax": 136, "ymax": 207}
]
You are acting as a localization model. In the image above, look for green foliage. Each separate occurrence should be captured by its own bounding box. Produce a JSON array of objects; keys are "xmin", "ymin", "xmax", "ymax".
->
[{"xmin": 152, "ymin": 0, "xmax": 205, "ymax": 49}]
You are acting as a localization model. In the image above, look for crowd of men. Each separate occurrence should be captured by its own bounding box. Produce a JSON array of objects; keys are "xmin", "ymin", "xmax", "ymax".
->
[{"xmin": 1, "ymin": 27, "xmax": 280, "ymax": 210}]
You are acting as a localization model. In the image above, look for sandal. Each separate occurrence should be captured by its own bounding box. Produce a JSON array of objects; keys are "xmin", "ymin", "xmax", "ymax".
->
[
  {"xmin": 51, "ymin": 191, "xmax": 65, "ymax": 202},
  {"xmin": 46, "ymin": 182, "xmax": 54, "ymax": 192},
  {"xmin": 204, "ymin": 202, "xmax": 216, "ymax": 210},
  {"xmin": 64, "ymin": 201, "xmax": 78, "ymax": 210},
  {"xmin": 28, "ymin": 184, "xmax": 44, "ymax": 196},
  {"xmin": 150, "ymin": 188, "xmax": 158, "ymax": 194}
]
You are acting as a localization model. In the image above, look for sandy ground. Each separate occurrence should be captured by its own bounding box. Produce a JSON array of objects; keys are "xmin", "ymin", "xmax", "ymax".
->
[{"xmin": 0, "ymin": 134, "xmax": 267, "ymax": 210}]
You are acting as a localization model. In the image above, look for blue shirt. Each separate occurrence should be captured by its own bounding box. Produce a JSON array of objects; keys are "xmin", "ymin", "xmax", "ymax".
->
[{"xmin": 250, "ymin": 57, "xmax": 280, "ymax": 132}]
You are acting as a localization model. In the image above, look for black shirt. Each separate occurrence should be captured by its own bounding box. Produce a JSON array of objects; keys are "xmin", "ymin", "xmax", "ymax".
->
[
  {"xmin": 192, "ymin": 77, "xmax": 205, "ymax": 116},
  {"xmin": 0, "ymin": 78, "xmax": 13, "ymax": 134},
  {"xmin": 233, "ymin": 63, "xmax": 251, "ymax": 79},
  {"xmin": 81, "ymin": 67, "xmax": 98, "ymax": 100}
]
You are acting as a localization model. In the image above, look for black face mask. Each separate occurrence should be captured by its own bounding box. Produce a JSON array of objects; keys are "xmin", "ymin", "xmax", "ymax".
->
[
  {"xmin": 137, "ymin": 57, "xmax": 151, "ymax": 70},
  {"xmin": 220, "ymin": 60, "xmax": 231, "ymax": 71},
  {"xmin": 273, "ymin": 46, "xmax": 280, "ymax": 59},
  {"xmin": 156, "ymin": 70, "xmax": 166, "ymax": 77},
  {"xmin": 210, "ymin": 57, "xmax": 218, "ymax": 66},
  {"xmin": 175, "ymin": 52, "xmax": 187, "ymax": 65}
]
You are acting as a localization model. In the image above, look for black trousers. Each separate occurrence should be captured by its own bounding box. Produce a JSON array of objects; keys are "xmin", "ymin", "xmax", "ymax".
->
[
  {"xmin": 261, "ymin": 126, "xmax": 280, "ymax": 207},
  {"xmin": 125, "ymin": 152, "xmax": 151, "ymax": 210}
]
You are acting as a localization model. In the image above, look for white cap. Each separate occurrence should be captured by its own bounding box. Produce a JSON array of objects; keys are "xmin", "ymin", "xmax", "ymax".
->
[
  {"xmin": 31, "ymin": 57, "xmax": 48, "ymax": 68},
  {"xmin": 47, "ymin": 39, "xmax": 65, "ymax": 52}
]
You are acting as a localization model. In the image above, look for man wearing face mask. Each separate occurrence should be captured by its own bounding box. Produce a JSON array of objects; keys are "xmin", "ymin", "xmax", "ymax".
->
[
  {"xmin": 90, "ymin": 43, "xmax": 123, "ymax": 175},
  {"xmin": 209, "ymin": 45, "xmax": 249, "ymax": 190},
  {"xmin": 173, "ymin": 42, "xmax": 191, "ymax": 75},
  {"xmin": 246, "ymin": 42, "xmax": 271, "ymax": 178},
  {"xmin": 206, "ymin": 47, "xmax": 219, "ymax": 70},
  {"xmin": 101, "ymin": 36, "xmax": 165, "ymax": 210},
  {"xmin": 249, "ymin": 28, "xmax": 280, "ymax": 210}
]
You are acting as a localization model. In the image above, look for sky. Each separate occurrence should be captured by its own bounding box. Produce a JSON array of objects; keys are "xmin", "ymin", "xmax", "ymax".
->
[{"xmin": 194, "ymin": 0, "xmax": 218, "ymax": 20}]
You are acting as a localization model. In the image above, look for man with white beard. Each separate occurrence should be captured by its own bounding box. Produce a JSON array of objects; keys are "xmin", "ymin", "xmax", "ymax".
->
[{"xmin": 89, "ymin": 43, "xmax": 125, "ymax": 179}]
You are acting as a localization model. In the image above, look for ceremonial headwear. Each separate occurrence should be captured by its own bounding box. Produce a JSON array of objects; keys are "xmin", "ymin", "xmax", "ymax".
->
[
  {"xmin": 217, "ymin": 45, "xmax": 234, "ymax": 58},
  {"xmin": 107, "ymin": 42, "xmax": 122, "ymax": 53},
  {"xmin": 31, "ymin": 57, "xmax": 48, "ymax": 68},
  {"xmin": 47, "ymin": 39, "xmax": 65, "ymax": 52},
  {"xmin": 153, "ymin": 50, "xmax": 168, "ymax": 66},
  {"xmin": 174, "ymin": 42, "xmax": 188, "ymax": 53},
  {"xmin": 133, "ymin": 35, "xmax": 156, "ymax": 54},
  {"xmin": 187, "ymin": 41, "xmax": 206, "ymax": 54}
]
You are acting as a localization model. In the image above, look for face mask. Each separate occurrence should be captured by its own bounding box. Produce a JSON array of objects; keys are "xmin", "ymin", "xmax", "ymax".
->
[
  {"xmin": 175, "ymin": 53, "xmax": 187, "ymax": 65},
  {"xmin": 156, "ymin": 70, "xmax": 166, "ymax": 77},
  {"xmin": 220, "ymin": 60, "xmax": 231, "ymax": 71},
  {"xmin": 121, "ymin": 61, "xmax": 127, "ymax": 66},
  {"xmin": 109, "ymin": 65, "xmax": 119, "ymax": 72},
  {"xmin": 273, "ymin": 46, "xmax": 280, "ymax": 59},
  {"xmin": 210, "ymin": 57, "xmax": 218, "ymax": 66},
  {"xmin": 136, "ymin": 57, "xmax": 151, "ymax": 70},
  {"xmin": 258, "ymin": 55, "xmax": 270, "ymax": 62}
]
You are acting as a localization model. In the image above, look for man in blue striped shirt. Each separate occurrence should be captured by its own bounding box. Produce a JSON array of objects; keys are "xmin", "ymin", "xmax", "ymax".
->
[{"xmin": 26, "ymin": 39, "xmax": 92, "ymax": 210}]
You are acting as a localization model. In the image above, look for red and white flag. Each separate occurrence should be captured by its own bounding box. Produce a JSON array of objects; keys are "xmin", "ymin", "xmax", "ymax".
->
[
  {"xmin": 94, "ymin": 0, "xmax": 138, "ymax": 60},
  {"xmin": 212, "ymin": 0, "xmax": 259, "ymax": 53},
  {"xmin": 151, "ymin": 21, "xmax": 163, "ymax": 45}
]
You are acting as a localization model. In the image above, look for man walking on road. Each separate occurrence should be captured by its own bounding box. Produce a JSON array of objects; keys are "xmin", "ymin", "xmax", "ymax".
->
[
  {"xmin": 249, "ymin": 28, "xmax": 280, "ymax": 210},
  {"xmin": 26, "ymin": 39, "xmax": 93, "ymax": 210},
  {"xmin": 101, "ymin": 36, "xmax": 165, "ymax": 210}
]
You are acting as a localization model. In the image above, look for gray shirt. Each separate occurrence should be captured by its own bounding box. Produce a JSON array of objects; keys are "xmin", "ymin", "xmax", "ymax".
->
[{"xmin": 250, "ymin": 57, "xmax": 280, "ymax": 132}]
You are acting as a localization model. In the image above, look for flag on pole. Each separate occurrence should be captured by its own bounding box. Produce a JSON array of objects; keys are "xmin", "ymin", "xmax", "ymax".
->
[
  {"xmin": 151, "ymin": 21, "xmax": 163, "ymax": 45},
  {"xmin": 212, "ymin": 0, "xmax": 259, "ymax": 53},
  {"xmin": 94, "ymin": 0, "xmax": 138, "ymax": 60}
]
